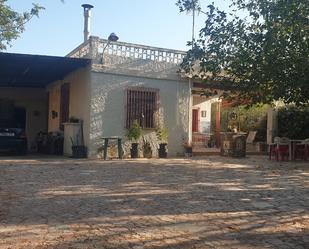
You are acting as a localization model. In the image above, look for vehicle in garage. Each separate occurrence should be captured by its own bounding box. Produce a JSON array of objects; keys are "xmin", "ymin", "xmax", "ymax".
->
[
  {"xmin": 0, "ymin": 105, "xmax": 27, "ymax": 155},
  {"xmin": 0, "ymin": 52, "xmax": 90, "ymax": 157}
]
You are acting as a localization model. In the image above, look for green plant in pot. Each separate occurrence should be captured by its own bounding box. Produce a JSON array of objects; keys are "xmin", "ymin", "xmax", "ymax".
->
[
  {"xmin": 156, "ymin": 125, "xmax": 168, "ymax": 158},
  {"xmin": 127, "ymin": 120, "xmax": 142, "ymax": 158},
  {"xmin": 69, "ymin": 116, "xmax": 79, "ymax": 123},
  {"xmin": 70, "ymin": 134, "xmax": 87, "ymax": 158},
  {"xmin": 143, "ymin": 141, "xmax": 152, "ymax": 158},
  {"xmin": 69, "ymin": 118, "xmax": 87, "ymax": 158},
  {"xmin": 183, "ymin": 140, "xmax": 192, "ymax": 156}
]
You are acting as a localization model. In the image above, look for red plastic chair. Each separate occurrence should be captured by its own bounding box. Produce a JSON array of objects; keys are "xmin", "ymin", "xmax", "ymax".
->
[
  {"xmin": 269, "ymin": 144, "xmax": 277, "ymax": 160},
  {"xmin": 294, "ymin": 139, "xmax": 309, "ymax": 160},
  {"xmin": 269, "ymin": 137, "xmax": 290, "ymax": 161}
]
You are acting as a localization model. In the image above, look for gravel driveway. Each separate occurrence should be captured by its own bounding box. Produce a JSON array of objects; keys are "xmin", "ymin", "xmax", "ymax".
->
[{"xmin": 0, "ymin": 156, "xmax": 308, "ymax": 249}]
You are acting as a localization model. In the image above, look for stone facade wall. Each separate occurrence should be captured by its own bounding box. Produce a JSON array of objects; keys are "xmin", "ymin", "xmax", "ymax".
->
[
  {"xmin": 68, "ymin": 37, "xmax": 192, "ymax": 158},
  {"xmin": 88, "ymin": 71, "xmax": 190, "ymax": 158}
]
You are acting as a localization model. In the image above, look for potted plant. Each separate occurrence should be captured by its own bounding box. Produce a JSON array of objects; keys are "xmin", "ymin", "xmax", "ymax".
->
[
  {"xmin": 127, "ymin": 120, "xmax": 142, "ymax": 158},
  {"xmin": 70, "ymin": 134, "xmax": 87, "ymax": 158},
  {"xmin": 143, "ymin": 141, "xmax": 152, "ymax": 158},
  {"xmin": 183, "ymin": 141, "xmax": 192, "ymax": 157},
  {"xmin": 68, "ymin": 118, "xmax": 87, "ymax": 158},
  {"xmin": 69, "ymin": 116, "xmax": 79, "ymax": 123},
  {"xmin": 156, "ymin": 125, "xmax": 168, "ymax": 158}
]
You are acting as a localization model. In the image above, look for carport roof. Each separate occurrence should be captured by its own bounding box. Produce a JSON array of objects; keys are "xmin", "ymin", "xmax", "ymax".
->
[{"xmin": 0, "ymin": 52, "xmax": 91, "ymax": 88}]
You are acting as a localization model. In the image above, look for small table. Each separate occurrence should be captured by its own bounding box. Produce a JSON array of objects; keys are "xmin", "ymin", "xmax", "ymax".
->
[{"xmin": 101, "ymin": 136, "xmax": 123, "ymax": 160}]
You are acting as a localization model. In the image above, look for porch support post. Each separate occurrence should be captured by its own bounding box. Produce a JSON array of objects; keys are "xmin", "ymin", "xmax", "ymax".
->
[
  {"xmin": 88, "ymin": 36, "xmax": 99, "ymax": 60},
  {"xmin": 215, "ymin": 102, "xmax": 221, "ymax": 148},
  {"xmin": 188, "ymin": 79, "xmax": 193, "ymax": 144},
  {"xmin": 267, "ymin": 107, "xmax": 278, "ymax": 144}
]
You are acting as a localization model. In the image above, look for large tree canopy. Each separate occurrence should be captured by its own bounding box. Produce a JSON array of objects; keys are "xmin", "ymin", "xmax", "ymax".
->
[
  {"xmin": 0, "ymin": 0, "xmax": 43, "ymax": 50},
  {"xmin": 177, "ymin": 0, "xmax": 309, "ymax": 106}
]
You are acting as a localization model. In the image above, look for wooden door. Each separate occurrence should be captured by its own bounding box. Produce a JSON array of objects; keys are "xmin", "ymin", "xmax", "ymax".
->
[
  {"xmin": 192, "ymin": 109, "xmax": 199, "ymax": 133},
  {"xmin": 60, "ymin": 83, "xmax": 70, "ymax": 130}
]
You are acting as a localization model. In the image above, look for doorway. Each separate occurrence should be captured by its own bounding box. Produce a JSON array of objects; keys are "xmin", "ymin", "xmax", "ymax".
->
[
  {"xmin": 192, "ymin": 109, "xmax": 199, "ymax": 133},
  {"xmin": 60, "ymin": 83, "xmax": 70, "ymax": 130}
]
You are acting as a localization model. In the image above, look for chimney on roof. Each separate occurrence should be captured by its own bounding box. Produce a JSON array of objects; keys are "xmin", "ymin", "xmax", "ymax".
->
[{"xmin": 82, "ymin": 4, "xmax": 94, "ymax": 42}]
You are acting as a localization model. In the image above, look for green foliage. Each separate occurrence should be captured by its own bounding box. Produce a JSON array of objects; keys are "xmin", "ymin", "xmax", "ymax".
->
[
  {"xmin": 143, "ymin": 141, "xmax": 152, "ymax": 158},
  {"xmin": 210, "ymin": 102, "xmax": 219, "ymax": 135},
  {"xmin": 69, "ymin": 116, "xmax": 79, "ymax": 123},
  {"xmin": 220, "ymin": 104, "xmax": 268, "ymax": 141},
  {"xmin": 127, "ymin": 120, "xmax": 142, "ymax": 141},
  {"xmin": 156, "ymin": 125, "xmax": 168, "ymax": 143},
  {"xmin": 178, "ymin": 0, "xmax": 309, "ymax": 106},
  {"xmin": 278, "ymin": 106, "xmax": 309, "ymax": 139},
  {"xmin": 176, "ymin": 0, "xmax": 200, "ymax": 13},
  {"xmin": 0, "ymin": 0, "xmax": 44, "ymax": 50}
]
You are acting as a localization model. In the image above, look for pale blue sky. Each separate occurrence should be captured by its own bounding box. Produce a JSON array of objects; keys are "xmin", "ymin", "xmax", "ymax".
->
[{"xmin": 6, "ymin": 0, "xmax": 230, "ymax": 56}]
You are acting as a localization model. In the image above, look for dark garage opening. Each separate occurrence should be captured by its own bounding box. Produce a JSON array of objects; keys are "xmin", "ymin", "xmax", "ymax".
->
[
  {"xmin": 0, "ymin": 52, "xmax": 90, "ymax": 155},
  {"xmin": 0, "ymin": 101, "xmax": 27, "ymax": 154}
]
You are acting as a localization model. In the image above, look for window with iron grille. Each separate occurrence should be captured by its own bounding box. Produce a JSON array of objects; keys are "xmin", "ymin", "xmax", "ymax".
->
[{"xmin": 126, "ymin": 88, "xmax": 158, "ymax": 129}]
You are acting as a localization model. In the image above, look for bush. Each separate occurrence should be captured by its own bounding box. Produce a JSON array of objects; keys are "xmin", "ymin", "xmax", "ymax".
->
[
  {"xmin": 214, "ymin": 104, "xmax": 268, "ymax": 141},
  {"xmin": 127, "ymin": 120, "xmax": 142, "ymax": 141},
  {"xmin": 278, "ymin": 106, "xmax": 309, "ymax": 139},
  {"xmin": 156, "ymin": 125, "xmax": 168, "ymax": 143}
]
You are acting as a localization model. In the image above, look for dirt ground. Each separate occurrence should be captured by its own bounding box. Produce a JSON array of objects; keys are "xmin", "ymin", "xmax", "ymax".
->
[{"xmin": 0, "ymin": 156, "xmax": 308, "ymax": 249}]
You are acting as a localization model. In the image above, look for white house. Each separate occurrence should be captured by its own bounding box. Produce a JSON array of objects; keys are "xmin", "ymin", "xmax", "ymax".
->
[
  {"xmin": 0, "ymin": 36, "xmax": 219, "ymax": 158},
  {"xmin": 0, "ymin": 2, "xmax": 223, "ymax": 158},
  {"xmin": 46, "ymin": 36, "xmax": 218, "ymax": 157}
]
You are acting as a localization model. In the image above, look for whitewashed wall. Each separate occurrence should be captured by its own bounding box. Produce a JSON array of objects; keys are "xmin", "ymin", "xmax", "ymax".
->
[
  {"xmin": 89, "ymin": 72, "xmax": 190, "ymax": 157},
  {"xmin": 192, "ymin": 96, "xmax": 212, "ymax": 134},
  {"xmin": 48, "ymin": 84, "xmax": 60, "ymax": 132},
  {"xmin": 47, "ymin": 67, "xmax": 91, "ymax": 148},
  {"xmin": 192, "ymin": 96, "xmax": 219, "ymax": 134},
  {"xmin": 0, "ymin": 87, "xmax": 48, "ymax": 150}
]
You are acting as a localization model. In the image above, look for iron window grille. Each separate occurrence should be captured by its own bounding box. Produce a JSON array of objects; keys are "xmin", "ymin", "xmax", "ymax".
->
[{"xmin": 126, "ymin": 87, "xmax": 159, "ymax": 129}]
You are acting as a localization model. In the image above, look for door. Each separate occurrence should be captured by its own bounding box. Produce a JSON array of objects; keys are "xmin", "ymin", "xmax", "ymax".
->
[
  {"xmin": 192, "ymin": 109, "xmax": 199, "ymax": 133},
  {"xmin": 60, "ymin": 83, "xmax": 70, "ymax": 130}
]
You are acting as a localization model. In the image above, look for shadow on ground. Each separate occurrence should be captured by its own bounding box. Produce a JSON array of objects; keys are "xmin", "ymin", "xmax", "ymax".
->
[{"xmin": 0, "ymin": 156, "xmax": 308, "ymax": 248}]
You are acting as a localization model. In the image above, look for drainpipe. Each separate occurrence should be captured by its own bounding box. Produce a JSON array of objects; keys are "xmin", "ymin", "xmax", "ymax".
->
[{"xmin": 188, "ymin": 80, "xmax": 193, "ymax": 144}]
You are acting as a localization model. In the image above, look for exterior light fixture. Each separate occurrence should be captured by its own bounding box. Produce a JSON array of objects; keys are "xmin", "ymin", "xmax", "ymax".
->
[
  {"xmin": 108, "ymin": 33, "xmax": 119, "ymax": 42},
  {"xmin": 101, "ymin": 32, "xmax": 119, "ymax": 63}
]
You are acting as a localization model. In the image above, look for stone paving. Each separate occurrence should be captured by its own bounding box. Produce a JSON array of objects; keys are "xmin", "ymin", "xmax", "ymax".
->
[{"xmin": 0, "ymin": 156, "xmax": 308, "ymax": 249}]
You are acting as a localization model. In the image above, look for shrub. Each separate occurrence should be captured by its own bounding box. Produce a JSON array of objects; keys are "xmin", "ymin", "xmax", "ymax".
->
[
  {"xmin": 127, "ymin": 120, "xmax": 142, "ymax": 141},
  {"xmin": 278, "ymin": 106, "xmax": 309, "ymax": 139},
  {"xmin": 212, "ymin": 103, "xmax": 268, "ymax": 141},
  {"xmin": 156, "ymin": 125, "xmax": 168, "ymax": 143}
]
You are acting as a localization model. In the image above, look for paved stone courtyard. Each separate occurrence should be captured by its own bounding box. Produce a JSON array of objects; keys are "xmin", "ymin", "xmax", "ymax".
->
[{"xmin": 0, "ymin": 156, "xmax": 308, "ymax": 249}]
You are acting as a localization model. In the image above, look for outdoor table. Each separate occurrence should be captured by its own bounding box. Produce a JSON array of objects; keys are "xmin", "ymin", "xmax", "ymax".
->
[
  {"xmin": 101, "ymin": 136, "xmax": 123, "ymax": 160},
  {"xmin": 289, "ymin": 139, "xmax": 304, "ymax": 160},
  {"xmin": 269, "ymin": 140, "xmax": 303, "ymax": 161}
]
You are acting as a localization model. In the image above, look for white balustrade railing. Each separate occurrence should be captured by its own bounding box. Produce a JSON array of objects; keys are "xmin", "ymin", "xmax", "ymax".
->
[
  {"xmin": 67, "ymin": 36, "xmax": 186, "ymax": 65},
  {"xmin": 67, "ymin": 41, "xmax": 91, "ymax": 58}
]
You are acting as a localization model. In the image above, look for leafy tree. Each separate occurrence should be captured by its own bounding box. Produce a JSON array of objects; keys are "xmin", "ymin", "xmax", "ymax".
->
[
  {"xmin": 0, "ymin": 0, "xmax": 44, "ymax": 50},
  {"xmin": 177, "ymin": 0, "xmax": 309, "ymax": 106},
  {"xmin": 176, "ymin": 0, "xmax": 201, "ymax": 13},
  {"xmin": 278, "ymin": 105, "xmax": 309, "ymax": 139}
]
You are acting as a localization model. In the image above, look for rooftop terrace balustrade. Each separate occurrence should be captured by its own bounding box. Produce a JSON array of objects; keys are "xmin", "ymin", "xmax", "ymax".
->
[{"xmin": 67, "ymin": 36, "xmax": 186, "ymax": 65}]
